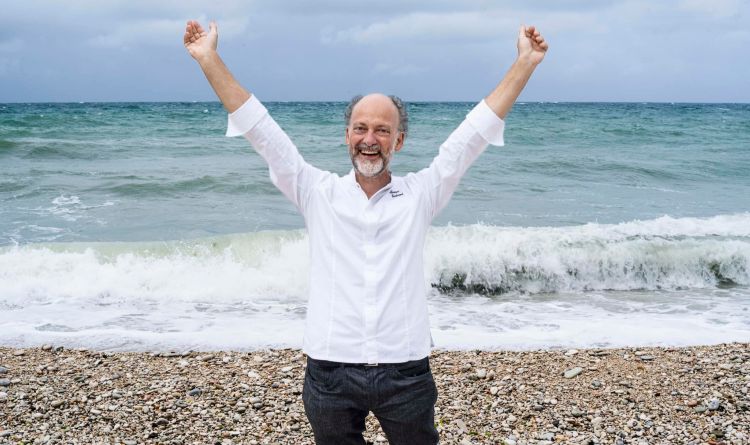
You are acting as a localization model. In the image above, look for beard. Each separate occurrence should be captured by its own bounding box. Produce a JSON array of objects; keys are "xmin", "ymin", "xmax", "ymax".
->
[{"xmin": 350, "ymin": 142, "xmax": 388, "ymax": 178}]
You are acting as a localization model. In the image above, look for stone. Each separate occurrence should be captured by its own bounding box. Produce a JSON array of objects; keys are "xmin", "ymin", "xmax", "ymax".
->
[
  {"xmin": 571, "ymin": 407, "xmax": 586, "ymax": 417},
  {"xmin": 475, "ymin": 369, "xmax": 487, "ymax": 379},
  {"xmin": 153, "ymin": 417, "xmax": 169, "ymax": 427},
  {"xmin": 187, "ymin": 388, "xmax": 203, "ymax": 397},
  {"xmin": 708, "ymin": 399, "xmax": 721, "ymax": 410},
  {"xmin": 455, "ymin": 419, "xmax": 468, "ymax": 433},
  {"xmin": 564, "ymin": 367, "xmax": 584, "ymax": 379},
  {"xmin": 0, "ymin": 379, "xmax": 10, "ymax": 387},
  {"xmin": 0, "ymin": 366, "xmax": 7, "ymax": 375}
]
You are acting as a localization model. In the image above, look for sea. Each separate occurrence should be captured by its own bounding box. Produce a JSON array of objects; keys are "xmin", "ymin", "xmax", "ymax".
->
[{"xmin": 1, "ymin": 101, "xmax": 749, "ymax": 352}]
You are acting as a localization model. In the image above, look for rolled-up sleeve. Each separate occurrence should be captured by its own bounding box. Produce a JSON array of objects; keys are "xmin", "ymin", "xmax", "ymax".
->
[
  {"xmin": 224, "ymin": 95, "xmax": 326, "ymax": 214},
  {"xmin": 226, "ymin": 95, "xmax": 268, "ymax": 137},
  {"xmin": 409, "ymin": 100, "xmax": 505, "ymax": 220},
  {"xmin": 465, "ymin": 99, "xmax": 505, "ymax": 146}
]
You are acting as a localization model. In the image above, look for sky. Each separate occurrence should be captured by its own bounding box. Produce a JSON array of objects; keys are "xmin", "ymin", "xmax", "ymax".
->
[{"xmin": 1, "ymin": 0, "xmax": 748, "ymax": 103}]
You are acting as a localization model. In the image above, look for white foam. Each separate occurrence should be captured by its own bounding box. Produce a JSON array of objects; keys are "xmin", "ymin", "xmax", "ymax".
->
[{"xmin": 1, "ymin": 214, "xmax": 749, "ymax": 351}]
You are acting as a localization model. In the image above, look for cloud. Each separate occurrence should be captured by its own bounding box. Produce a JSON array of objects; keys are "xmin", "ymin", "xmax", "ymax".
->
[
  {"xmin": 322, "ymin": 11, "xmax": 516, "ymax": 45},
  {"xmin": 374, "ymin": 62, "xmax": 426, "ymax": 76},
  {"xmin": 322, "ymin": 8, "xmax": 608, "ymax": 45},
  {"xmin": 678, "ymin": 0, "xmax": 742, "ymax": 19},
  {"xmin": 87, "ymin": 17, "xmax": 249, "ymax": 49},
  {"xmin": 0, "ymin": 38, "xmax": 24, "ymax": 52}
]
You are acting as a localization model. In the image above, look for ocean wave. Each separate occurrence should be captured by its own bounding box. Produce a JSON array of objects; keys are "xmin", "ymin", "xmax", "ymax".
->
[{"xmin": 0, "ymin": 214, "xmax": 748, "ymax": 302}]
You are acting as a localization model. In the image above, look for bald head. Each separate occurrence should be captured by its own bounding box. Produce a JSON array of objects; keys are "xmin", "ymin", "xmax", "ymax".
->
[{"xmin": 344, "ymin": 93, "xmax": 408, "ymax": 136}]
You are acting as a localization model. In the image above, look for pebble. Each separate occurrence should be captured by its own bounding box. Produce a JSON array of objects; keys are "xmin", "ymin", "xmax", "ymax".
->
[
  {"xmin": 0, "ymin": 379, "xmax": 10, "ymax": 387},
  {"xmin": 564, "ymin": 367, "xmax": 584, "ymax": 378},
  {"xmin": 455, "ymin": 419, "xmax": 467, "ymax": 433},
  {"xmin": 639, "ymin": 355, "xmax": 655, "ymax": 361},
  {"xmin": 187, "ymin": 388, "xmax": 203, "ymax": 397},
  {"xmin": 0, "ymin": 343, "xmax": 746, "ymax": 444},
  {"xmin": 41, "ymin": 344, "xmax": 52, "ymax": 351},
  {"xmin": 571, "ymin": 406, "xmax": 586, "ymax": 417},
  {"xmin": 475, "ymin": 368, "xmax": 487, "ymax": 379},
  {"xmin": 12, "ymin": 350, "xmax": 25, "ymax": 356},
  {"xmin": 0, "ymin": 366, "xmax": 6, "ymax": 374}
]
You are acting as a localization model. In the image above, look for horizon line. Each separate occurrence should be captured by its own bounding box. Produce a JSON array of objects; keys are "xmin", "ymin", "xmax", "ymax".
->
[{"xmin": 2, "ymin": 100, "xmax": 749, "ymax": 105}]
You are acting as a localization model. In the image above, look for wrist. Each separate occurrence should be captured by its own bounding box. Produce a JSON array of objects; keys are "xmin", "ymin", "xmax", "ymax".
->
[
  {"xmin": 195, "ymin": 50, "xmax": 220, "ymax": 66},
  {"xmin": 515, "ymin": 54, "xmax": 539, "ymax": 68}
]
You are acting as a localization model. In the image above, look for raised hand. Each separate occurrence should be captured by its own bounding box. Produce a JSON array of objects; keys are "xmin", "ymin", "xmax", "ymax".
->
[
  {"xmin": 517, "ymin": 25, "xmax": 548, "ymax": 66},
  {"xmin": 184, "ymin": 20, "xmax": 218, "ymax": 61}
]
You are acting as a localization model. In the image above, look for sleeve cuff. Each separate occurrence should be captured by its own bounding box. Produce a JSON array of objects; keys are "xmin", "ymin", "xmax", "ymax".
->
[
  {"xmin": 226, "ymin": 95, "xmax": 268, "ymax": 137},
  {"xmin": 466, "ymin": 100, "xmax": 505, "ymax": 146}
]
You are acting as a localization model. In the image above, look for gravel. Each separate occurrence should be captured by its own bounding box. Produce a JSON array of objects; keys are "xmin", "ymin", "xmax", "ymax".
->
[{"xmin": 0, "ymin": 343, "xmax": 748, "ymax": 444}]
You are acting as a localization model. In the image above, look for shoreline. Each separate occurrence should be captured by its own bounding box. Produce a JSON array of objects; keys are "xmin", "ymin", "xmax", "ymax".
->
[{"xmin": 1, "ymin": 343, "xmax": 748, "ymax": 444}]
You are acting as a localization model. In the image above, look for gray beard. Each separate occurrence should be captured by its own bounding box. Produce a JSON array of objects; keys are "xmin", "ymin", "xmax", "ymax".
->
[{"xmin": 352, "ymin": 153, "xmax": 386, "ymax": 177}]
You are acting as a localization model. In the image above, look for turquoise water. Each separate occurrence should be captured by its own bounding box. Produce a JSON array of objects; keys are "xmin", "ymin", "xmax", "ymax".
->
[
  {"xmin": 1, "ymin": 101, "xmax": 749, "ymax": 351},
  {"xmin": 2, "ymin": 101, "xmax": 749, "ymax": 244}
]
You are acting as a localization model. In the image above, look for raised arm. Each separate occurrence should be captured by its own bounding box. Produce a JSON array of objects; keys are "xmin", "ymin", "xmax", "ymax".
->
[
  {"xmin": 485, "ymin": 25, "xmax": 548, "ymax": 119},
  {"xmin": 183, "ymin": 20, "xmax": 250, "ymax": 113}
]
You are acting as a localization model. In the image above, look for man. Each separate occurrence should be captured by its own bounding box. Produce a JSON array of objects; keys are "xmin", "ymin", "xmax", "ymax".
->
[{"xmin": 184, "ymin": 19, "xmax": 547, "ymax": 444}]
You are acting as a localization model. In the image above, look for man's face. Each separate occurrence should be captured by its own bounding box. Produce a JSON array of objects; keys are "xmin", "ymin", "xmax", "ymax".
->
[{"xmin": 345, "ymin": 94, "xmax": 404, "ymax": 178}]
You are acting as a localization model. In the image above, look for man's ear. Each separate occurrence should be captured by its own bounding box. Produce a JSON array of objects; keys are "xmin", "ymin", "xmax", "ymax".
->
[
  {"xmin": 345, "ymin": 127, "xmax": 350, "ymax": 145},
  {"xmin": 394, "ymin": 132, "xmax": 405, "ymax": 152}
]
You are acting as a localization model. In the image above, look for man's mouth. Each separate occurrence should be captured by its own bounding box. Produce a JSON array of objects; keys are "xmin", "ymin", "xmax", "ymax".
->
[{"xmin": 357, "ymin": 145, "xmax": 381, "ymax": 157}]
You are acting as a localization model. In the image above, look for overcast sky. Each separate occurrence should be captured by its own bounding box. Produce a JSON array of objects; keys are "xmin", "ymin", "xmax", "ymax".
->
[{"xmin": 1, "ymin": 0, "xmax": 748, "ymax": 102}]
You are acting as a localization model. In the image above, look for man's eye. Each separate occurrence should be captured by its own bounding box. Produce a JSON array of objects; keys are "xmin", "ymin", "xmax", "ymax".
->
[
  {"xmin": 354, "ymin": 126, "xmax": 366, "ymax": 133},
  {"xmin": 377, "ymin": 128, "xmax": 390, "ymax": 135}
]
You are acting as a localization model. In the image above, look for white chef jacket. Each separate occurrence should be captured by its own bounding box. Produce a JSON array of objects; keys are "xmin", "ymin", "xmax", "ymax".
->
[{"xmin": 227, "ymin": 95, "xmax": 504, "ymax": 364}]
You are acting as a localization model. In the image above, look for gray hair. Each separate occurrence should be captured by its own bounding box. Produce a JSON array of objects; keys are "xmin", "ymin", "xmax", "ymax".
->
[{"xmin": 344, "ymin": 95, "xmax": 408, "ymax": 137}]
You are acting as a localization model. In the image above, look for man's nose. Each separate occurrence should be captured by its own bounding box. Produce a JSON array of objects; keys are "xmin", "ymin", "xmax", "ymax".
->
[{"xmin": 363, "ymin": 130, "xmax": 378, "ymax": 146}]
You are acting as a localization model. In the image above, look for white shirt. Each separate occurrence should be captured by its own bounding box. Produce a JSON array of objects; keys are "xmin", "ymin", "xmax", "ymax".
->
[{"xmin": 227, "ymin": 96, "xmax": 504, "ymax": 364}]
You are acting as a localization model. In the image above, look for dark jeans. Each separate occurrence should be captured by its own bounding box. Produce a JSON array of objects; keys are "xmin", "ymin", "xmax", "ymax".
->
[{"xmin": 302, "ymin": 356, "xmax": 439, "ymax": 445}]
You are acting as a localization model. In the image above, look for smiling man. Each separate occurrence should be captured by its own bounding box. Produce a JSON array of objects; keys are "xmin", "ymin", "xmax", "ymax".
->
[{"xmin": 184, "ymin": 19, "xmax": 547, "ymax": 445}]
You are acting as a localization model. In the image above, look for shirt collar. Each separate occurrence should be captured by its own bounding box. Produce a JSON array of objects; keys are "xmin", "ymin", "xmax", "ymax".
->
[{"xmin": 345, "ymin": 169, "xmax": 394, "ymax": 194}]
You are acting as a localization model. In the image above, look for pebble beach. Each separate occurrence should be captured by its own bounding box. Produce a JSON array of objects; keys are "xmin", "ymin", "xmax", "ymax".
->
[{"xmin": 1, "ymin": 343, "xmax": 748, "ymax": 445}]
